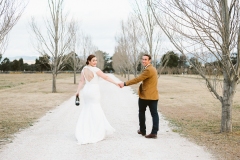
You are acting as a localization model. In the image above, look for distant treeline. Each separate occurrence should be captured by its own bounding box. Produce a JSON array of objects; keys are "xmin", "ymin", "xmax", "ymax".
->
[
  {"xmin": 0, "ymin": 56, "xmax": 80, "ymax": 72},
  {"xmin": 158, "ymin": 51, "xmax": 238, "ymax": 75},
  {"xmin": 0, "ymin": 55, "xmax": 114, "ymax": 73}
]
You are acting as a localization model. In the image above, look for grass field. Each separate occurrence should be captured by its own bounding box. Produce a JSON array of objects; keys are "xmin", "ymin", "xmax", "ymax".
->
[
  {"xmin": 0, "ymin": 73, "xmax": 79, "ymax": 146},
  {"xmin": 116, "ymin": 74, "xmax": 240, "ymax": 160}
]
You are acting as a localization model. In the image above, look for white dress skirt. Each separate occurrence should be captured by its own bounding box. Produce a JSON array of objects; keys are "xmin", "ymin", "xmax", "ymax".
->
[{"xmin": 75, "ymin": 66, "xmax": 115, "ymax": 145}]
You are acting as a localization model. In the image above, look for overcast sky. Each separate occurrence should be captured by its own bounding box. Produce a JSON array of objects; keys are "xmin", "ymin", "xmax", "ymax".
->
[{"xmin": 5, "ymin": 0, "xmax": 132, "ymax": 59}]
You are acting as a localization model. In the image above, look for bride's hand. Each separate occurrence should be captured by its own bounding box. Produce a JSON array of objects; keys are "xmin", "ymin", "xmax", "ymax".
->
[{"xmin": 115, "ymin": 83, "xmax": 120, "ymax": 88}]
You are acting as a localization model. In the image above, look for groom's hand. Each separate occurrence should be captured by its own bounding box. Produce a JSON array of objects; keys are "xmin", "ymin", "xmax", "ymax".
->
[{"xmin": 118, "ymin": 82, "xmax": 124, "ymax": 88}]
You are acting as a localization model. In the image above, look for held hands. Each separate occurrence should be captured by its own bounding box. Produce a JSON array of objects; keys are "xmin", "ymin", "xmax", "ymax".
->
[
  {"xmin": 114, "ymin": 82, "xmax": 124, "ymax": 88},
  {"xmin": 118, "ymin": 82, "xmax": 124, "ymax": 88}
]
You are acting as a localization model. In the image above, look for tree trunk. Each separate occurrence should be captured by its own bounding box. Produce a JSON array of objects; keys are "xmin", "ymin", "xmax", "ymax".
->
[
  {"xmin": 74, "ymin": 69, "xmax": 76, "ymax": 84},
  {"xmin": 134, "ymin": 67, "xmax": 137, "ymax": 77},
  {"xmin": 52, "ymin": 73, "xmax": 57, "ymax": 93},
  {"xmin": 127, "ymin": 70, "xmax": 130, "ymax": 80},
  {"xmin": 73, "ymin": 53, "xmax": 76, "ymax": 84},
  {"xmin": 221, "ymin": 75, "xmax": 235, "ymax": 132}
]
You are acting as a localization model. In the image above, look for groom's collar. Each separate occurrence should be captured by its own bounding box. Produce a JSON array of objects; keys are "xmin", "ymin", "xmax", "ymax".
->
[{"xmin": 144, "ymin": 64, "xmax": 151, "ymax": 69}]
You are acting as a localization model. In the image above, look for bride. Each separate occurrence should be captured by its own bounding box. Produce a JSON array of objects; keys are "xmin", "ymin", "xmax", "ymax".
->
[{"xmin": 75, "ymin": 54, "xmax": 119, "ymax": 145}]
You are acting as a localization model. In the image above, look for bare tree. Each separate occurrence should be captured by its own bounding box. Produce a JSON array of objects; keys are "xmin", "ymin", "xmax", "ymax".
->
[
  {"xmin": 68, "ymin": 51, "xmax": 83, "ymax": 84},
  {"xmin": 112, "ymin": 44, "xmax": 131, "ymax": 79},
  {"xmin": 68, "ymin": 20, "xmax": 83, "ymax": 84},
  {"xmin": 114, "ymin": 16, "xmax": 144, "ymax": 79},
  {"xmin": 30, "ymin": 0, "xmax": 73, "ymax": 93},
  {"xmin": 149, "ymin": 0, "xmax": 240, "ymax": 132},
  {"xmin": 95, "ymin": 50, "xmax": 105, "ymax": 70},
  {"xmin": 79, "ymin": 33, "xmax": 97, "ymax": 61},
  {"xmin": 68, "ymin": 21, "xmax": 98, "ymax": 83},
  {"xmin": 0, "ymin": 37, "xmax": 8, "ymax": 62},
  {"xmin": 133, "ymin": 0, "xmax": 162, "ymax": 68},
  {"xmin": 112, "ymin": 49, "xmax": 122, "ymax": 75},
  {"xmin": 114, "ymin": 22, "xmax": 131, "ymax": 79},
  {"xmin": 0, "ymin": 0, "xmax": 26, "ymax": 58},
  {"xmin": 127, "ymin": 15, "xmax": 145, "ymax": 77}
]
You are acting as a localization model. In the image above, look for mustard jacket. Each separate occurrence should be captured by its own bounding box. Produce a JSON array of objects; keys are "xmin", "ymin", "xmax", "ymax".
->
[{"xmin": 125, "ymin": 64, "xmax": 159, "ymax": 100}]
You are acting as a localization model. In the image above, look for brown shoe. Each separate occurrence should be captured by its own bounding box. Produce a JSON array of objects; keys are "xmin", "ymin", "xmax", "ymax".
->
[
  {"xmin": 137, "ymin": 130, "xmax": 146, "ymax": 136},
  {"xmin": 145, "ymin": 134, "xmax": 157, "ymax": 139}
]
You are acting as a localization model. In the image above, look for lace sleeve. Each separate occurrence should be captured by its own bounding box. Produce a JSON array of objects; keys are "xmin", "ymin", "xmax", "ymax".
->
[
  {"xmin": 80, "ymin": 70, "xmax": 85, "ymax": 82},
  {"xmin": 76, "ymin": 70, "xmax": 86, "ymax": 93}
]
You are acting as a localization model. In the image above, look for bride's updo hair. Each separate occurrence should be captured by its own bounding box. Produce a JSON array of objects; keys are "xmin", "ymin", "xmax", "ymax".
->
[{"xmin": 86, "ymin": 54, "xmax": 96, "ymax": 65}]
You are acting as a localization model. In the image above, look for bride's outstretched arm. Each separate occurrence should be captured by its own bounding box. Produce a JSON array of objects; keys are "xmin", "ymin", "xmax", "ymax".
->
[
  {"xmin": 96, "ymin": 70, "xmax": 119, "ymax": 87},
  {"xmin": 76, "ymin": 72, "xmax": 85, "ymax": 96}
]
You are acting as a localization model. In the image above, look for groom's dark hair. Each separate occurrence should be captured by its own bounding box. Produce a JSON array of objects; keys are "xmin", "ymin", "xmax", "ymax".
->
[{"xmin": 143, "ymin": 54, "xmax": 151, "ymax": 60}]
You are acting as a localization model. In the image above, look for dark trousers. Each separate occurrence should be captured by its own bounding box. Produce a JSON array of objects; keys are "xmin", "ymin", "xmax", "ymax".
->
[{"xmin": 138, "ymin": 98, "xmax": 159, "ymax": 134}]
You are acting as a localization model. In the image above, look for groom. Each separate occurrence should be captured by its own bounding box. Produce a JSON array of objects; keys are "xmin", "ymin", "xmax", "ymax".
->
[{"xmin": 119, "ymin": 54, "xmax": 159, "ymax": 139}]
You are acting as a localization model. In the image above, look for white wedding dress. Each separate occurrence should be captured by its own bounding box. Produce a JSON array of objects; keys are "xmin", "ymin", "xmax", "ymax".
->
[{"xmin": 75, "ymin": 66, "xmax": 115, "ymax": 145}]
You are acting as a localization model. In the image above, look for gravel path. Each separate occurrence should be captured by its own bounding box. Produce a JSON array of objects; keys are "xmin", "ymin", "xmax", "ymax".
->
[{"xmin": 0, "ymin": 75, "xmax": 215, "ymax": 160}]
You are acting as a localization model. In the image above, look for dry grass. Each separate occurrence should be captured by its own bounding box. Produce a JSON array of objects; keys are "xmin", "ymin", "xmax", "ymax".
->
[
  {"xmin": 0, "ymin": 73, "xmax": 79, "ymax": 147},
  {"xmin": 1, "ymin": 73, "xmax": 240, "ymax": 159},
  {"xmin": 116, "ymin": 74, "xmax": 240, "ymax": 160}
]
